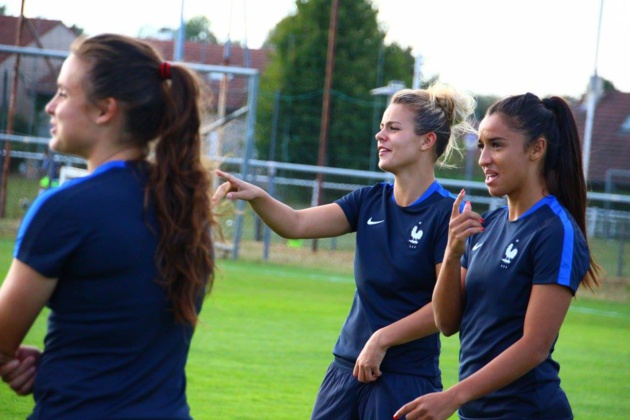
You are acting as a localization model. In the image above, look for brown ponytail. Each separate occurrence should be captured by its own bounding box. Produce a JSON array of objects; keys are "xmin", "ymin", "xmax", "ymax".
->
[
  {"xmin": 72, "ymin": 34, "xmax": 215, "ymax": 324},
  {"xmin": 151, "ymin": 64, "xmax": 215, "ymax": 325}
]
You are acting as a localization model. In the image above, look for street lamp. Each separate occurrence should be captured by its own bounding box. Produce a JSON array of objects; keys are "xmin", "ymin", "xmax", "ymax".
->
[{"xmin": 370, "ymin": 80, "xmax": 406, "ymax": 105}]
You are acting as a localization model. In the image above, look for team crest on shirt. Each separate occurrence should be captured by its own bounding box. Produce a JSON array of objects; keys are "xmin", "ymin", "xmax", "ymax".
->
[
  {"xmin": 500, "ymin": 240, "xmax": 519, "ymax": 268},
  {"xmin": 408, "ymin": 222, "xmax": 423, "ymax": 249}
]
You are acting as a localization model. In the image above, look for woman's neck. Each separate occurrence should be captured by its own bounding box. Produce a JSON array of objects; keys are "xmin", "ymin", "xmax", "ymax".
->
[
  {"xmin": 507, "ymin": 180, "xmax": 547, "ymax": 221},
  {"xmin": 87, "ymin": 146, "xmax": 143, "ymax": 172},
  {"xmin": 392, "ymin": 169, "xmax": 436, "ymax": 207}
]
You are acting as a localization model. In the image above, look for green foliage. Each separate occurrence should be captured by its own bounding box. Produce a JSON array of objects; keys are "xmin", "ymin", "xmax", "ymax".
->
[
  {"xmin": 185, "ymin": 16, "xmax": 218, "ymax": 43},
  {"xmin": 69, "ymin": 24, "xmax": 84, "ymax": 36},
  {"xmin": 602, "ymin": 77, "xmax": 616, "ymax": 93},
  {"xmin": 473, "ymin": 94, "xmax": 500, "ymax": 122},
  {"xmin": 256, "ymin": 0, "xmax": 415, "ymax": 170}
]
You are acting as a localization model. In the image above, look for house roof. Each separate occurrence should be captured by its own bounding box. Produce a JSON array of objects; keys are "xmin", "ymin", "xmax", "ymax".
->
[
  {"xmin": 573, "ymin": 90, "xmax": 630, "ymax": 185},
  {"xmin": 147, "ymin": 39, "xmax": 271, "ymax": 111},
  {"xmin": 0, "ymin": 15, "xmax": 67, "ymax": 64}
]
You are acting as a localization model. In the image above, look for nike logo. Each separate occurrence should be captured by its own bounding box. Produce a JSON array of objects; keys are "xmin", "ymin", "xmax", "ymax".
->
[
  {"xmin": 367, "ymin": 217, "xmax": 385, "ymax": 225},
  {"xmin": 472, "ymin": 242, "xmax": 484, "ymax": 251}
]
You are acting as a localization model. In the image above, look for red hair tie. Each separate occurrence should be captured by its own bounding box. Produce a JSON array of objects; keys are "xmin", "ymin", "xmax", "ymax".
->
[{"xmin": 159, "ymin": 62, "xmax": 171, "ymax": 80}]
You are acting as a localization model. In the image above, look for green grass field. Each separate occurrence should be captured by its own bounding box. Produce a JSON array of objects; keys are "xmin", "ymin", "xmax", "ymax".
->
[{"xmin": 0, "ymin": 240, "xmax": 629, "ymax": 419}]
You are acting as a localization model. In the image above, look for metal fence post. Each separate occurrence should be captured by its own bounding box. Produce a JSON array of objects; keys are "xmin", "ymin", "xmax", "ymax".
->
[{"xmin": 262, "ymin": 162, "xmax": 277, "ymax": 261}]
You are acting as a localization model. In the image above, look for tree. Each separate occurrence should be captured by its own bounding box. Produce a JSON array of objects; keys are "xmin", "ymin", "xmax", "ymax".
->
[
  {"xmin": 185, "ymin": 16, "xmax": 217, "ymax": 43},
  {"xmin": 601, "ymin": 77, "xmax": 616, "ymax": 93},
  {"xmin": 256, "ymin": 0, "xmax": 415, "ymax": 172},
  {"xmin": 69, "ymin": 24, "xmax": 84, "ymax": 36},
  {"xmin": 473, "ymin": 94, "xmax": 500, "ymax": 121}
]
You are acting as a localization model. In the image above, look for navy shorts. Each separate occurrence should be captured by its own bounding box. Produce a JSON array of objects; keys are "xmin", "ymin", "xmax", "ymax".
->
[
  {"xmin": 311, "ymin": 359, "xmax": 442, "ymax": 420},
  {"xmin": 459, "ymin": 381, "xmax": 574, "ymax": 419}
]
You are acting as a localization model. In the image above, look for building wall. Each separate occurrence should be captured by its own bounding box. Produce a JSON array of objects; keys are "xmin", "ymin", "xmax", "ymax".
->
[{"xmin": 0, "ymin": 25, "xmax": 76, "ymax": 133}]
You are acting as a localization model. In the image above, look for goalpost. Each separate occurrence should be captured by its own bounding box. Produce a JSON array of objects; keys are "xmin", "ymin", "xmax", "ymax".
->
[{"xmin": 0, "ymin": 43, "xmax": 259, "ymax": 259}]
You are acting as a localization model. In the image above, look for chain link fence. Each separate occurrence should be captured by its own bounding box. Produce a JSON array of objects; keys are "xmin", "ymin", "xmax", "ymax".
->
[{"xmin": 211, "ymin": 158, "xmax": 630, "ymax": 286}]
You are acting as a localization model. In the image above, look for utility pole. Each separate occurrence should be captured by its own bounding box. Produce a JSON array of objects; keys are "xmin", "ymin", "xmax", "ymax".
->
[
  {"xmin": 312, "ymin": 0, "xmax": 339, "ymax": 252},
  {"xmin": 1, "ymin": 0, "xmax": 26, "ymax": 217},
  {"xmin": 212, "ymin": 1, "xmax": 233, "ymax": 193}
]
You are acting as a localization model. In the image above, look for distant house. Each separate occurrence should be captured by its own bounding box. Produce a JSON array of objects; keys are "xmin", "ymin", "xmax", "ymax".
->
[
  {"xmin": 0, "ymin": 15, "xmax": 78, "ymax": 133},
  {"xmin": 147, "ymin": 39, "xmax": 272, "ymax": 157},
  {"xmin": 573, "ymin": 89, "xmax": 630, "ymax": 189}
]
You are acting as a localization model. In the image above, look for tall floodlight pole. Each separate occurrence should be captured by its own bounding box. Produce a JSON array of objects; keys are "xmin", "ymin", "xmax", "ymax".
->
[
  {"xmin": 583, "ymin": 0, "xmax": 604, "ymax": 181},
  {"xmin": 174, "ymin": 0, "xmax": 185, "ymax": 61}
]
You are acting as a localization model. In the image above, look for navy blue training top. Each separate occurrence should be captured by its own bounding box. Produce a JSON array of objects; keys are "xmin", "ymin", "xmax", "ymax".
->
[
  {"xmin": 333, "ymin": 181, "xmax": 453, "ymax": 378},
  {"xmin": 459, "ymin": 195, "xmax": 589, "ymax": 419},
  {"xmin": 15, "ymin": 160, "xmax": 198, "ymax": 419}
]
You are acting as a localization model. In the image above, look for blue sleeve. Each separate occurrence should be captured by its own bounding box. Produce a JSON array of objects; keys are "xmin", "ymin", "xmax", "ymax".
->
[
  {"xmin": 532, "ymin": 213, "xmax": 589, "ymax": 294},
  {"xmin": 334, "ymin": 187, "xmax": 368, "ymax": 232},
  {"xmin": 14, "ymin": 190, "xmax": 84, "ymax": 278}
]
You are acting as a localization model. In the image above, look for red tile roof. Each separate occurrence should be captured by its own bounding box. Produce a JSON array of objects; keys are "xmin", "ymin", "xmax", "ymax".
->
[
  {"xmin": 0, "ymin": 15, "xmax": 66, "ymax": 63},
  {"xmin": 147, "ymin": 39, "xmax": 271, "ymax": 111}
]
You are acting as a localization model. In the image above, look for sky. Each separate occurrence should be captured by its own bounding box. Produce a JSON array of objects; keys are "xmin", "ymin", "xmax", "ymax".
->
[{"xmin": 3, "ymin": 0, "xmax": 629, "ymax": 98}]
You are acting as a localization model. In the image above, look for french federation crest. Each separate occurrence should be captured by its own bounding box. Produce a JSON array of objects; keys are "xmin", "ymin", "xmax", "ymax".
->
[
  {"xmin": 408, "ymin": 222, "xmax": 423, "ymax": 249},
  {"xmin": 500, "ymin": 240, "xmax": 519, "ymax": 268}
]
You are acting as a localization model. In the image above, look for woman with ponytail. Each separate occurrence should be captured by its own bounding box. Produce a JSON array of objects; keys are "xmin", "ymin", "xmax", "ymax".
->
[
  {"xmin": 395, "ymin": 93, "xmax": 601, "ymax": 420},
  {"xmin": 213, "ymin": 83, "xmax": 476, "ymax": 419},
  {"xmin": 0, "ymin": 33, "xmax": 214, "ymax": 419}
]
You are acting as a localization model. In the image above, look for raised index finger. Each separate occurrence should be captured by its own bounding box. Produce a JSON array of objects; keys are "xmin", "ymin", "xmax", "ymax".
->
[
  {"xmin": 211, "ymin": 170, "xmax": 236, "ymax": 206},
  {"xmin": 214, "ymin": 169, "xmax": 232, "ymax": 182},
  {"xmin": 214, "ymin": 169, "xmax": 242, "ymax": 191},
  {"xmin": 452, "ymin": 188, "xmax": 466, "ymax": 218}
]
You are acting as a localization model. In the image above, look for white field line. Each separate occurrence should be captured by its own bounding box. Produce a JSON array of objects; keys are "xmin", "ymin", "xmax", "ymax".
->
[
  {"xmin": 568, "ymin": 305, "xmax": 627, "ymax": 319},
  {"xmin": 219, "ymin": 264, "xmax": 354, "ymax": 284},
  {"xmin": 220, "ymin": 264, "xmax": 628, "ymax": 318}
]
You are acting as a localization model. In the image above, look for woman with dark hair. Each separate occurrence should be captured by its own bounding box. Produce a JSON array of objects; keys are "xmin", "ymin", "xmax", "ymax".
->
[
  {"xmin": 395, "ymin": 93, "xmax": 601, "ymax": 420},
  {"xmin": 0, "ymin": 33, "xmax": 215, "ymax": 419}
]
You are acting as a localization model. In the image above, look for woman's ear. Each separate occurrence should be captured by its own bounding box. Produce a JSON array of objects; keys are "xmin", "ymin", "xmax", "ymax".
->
[
  {"xmin": 94, "ymin": 98, "xmax": 118, "ymax": 125},
  {"xmin": 529, "ymin": 136, "xmax": 547, "ymax": 161},
  {"xmin": 421, "ymin": 132, "xmax": 437, "ymax": 150}
]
